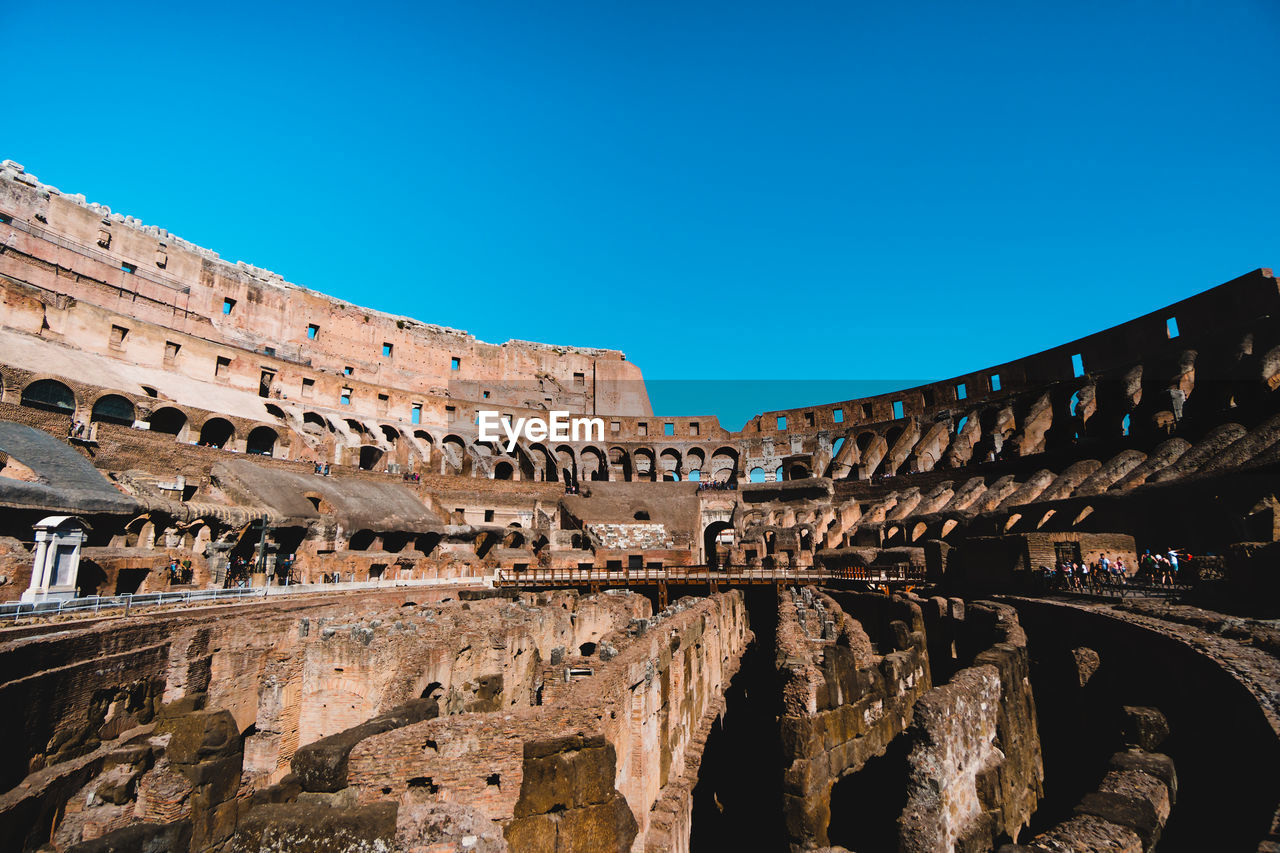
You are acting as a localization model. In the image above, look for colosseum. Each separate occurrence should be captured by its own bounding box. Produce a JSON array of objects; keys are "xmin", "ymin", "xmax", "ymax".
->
[{"xmin": 0, "ymin": 159, "xmax": 1277, "ymax": 852}]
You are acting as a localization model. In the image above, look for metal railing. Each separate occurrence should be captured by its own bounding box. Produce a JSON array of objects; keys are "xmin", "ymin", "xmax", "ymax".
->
[
  {"xmin": 495, "ymin": 563, "xmax": 926, "ymax": 587},
  {"xmin": 0, "ymin": 576, "xmax": 489, "ymax": 621}
]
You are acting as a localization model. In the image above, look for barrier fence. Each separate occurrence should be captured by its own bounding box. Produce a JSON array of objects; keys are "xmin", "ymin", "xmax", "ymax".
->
[
  {"xmin": 495, "ymin": 563, "xmax": 927, "ymax": 588},
  {"xmin": 0, "ymin": 576, "xmax": 487, "ymax": 621}
]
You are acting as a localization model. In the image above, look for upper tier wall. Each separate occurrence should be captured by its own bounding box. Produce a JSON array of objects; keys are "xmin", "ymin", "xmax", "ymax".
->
[{"xmin": 0, "ymin": 162, "xmax": 652, "ymax": 419}]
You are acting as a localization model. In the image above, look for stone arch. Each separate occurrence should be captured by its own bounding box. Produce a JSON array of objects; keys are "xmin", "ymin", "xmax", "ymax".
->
[
  {"xmin": 555, "ymin": 444, "xmax": 577, "ymax": 482},
  {"xmin": 348, "ymin": 530, "xmax": 377, "ymax": 551},
  {"xmin": 581, "ymin": 446, "xmax": 607, "ymax": 481},
  {"xmin": 659, "ymin": 448, "xmax": 682, "ymax": 481},
  {"xmin": 359, "ymin": 445, "xmax": 384, "ymax": 470},
  {"xmin": 608, "ymin": 446, "xmax": 632, "ymax": 481},
  {"xmin": 91, "ymin": 393, "xmax": 135, "ymax": 426},
  {"xmin": 198, "ymin": 417, "xmax": 235, "ymax": 449},
  {"xmin": 702, "ymin": 519, "xmax": 735, "ymax": 568},
  {"xmin": 710, "ymin": 446, "xmax": 739, "ymax": 483},
  {"xmin": 246, "ymin": 426, "xmax": 278, "ymax": 456},
  {"xmin": 303, "ymin": 411, "xmax": 330, "ymax": 431},
  {"xmin": 493, "ymin": 461, "xmax": 514, "ymax": 480},
  {"xmin": 633, "ymin": 447, "xmax": 656, "ymax": 481},
  {"xmin": 528, "ymin": 443, "xmax": 558, "ymax": 482},
  {"xmin": 149, "ymin": 406, "xmax": 189, "ymax": 439},
  {"xmin": 21, "ymin": 378, "xmax": 75, "ymax": 413}
]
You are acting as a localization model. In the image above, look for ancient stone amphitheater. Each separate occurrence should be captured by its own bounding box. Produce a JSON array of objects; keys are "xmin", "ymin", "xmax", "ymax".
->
[{"xmin": 1, "ymin": 159, "xmax": 1277, "ymax": 852}]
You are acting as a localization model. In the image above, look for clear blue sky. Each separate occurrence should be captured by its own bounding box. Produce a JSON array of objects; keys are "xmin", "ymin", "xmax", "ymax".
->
[{"xmin": 7, "ymin": 0, "xmax": 1278, "ymax": 429}]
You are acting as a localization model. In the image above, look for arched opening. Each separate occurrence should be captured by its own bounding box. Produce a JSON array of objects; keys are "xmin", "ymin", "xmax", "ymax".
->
[
  {"xmin": 149, "ymin": 407, "xmax": 187, "ymax": 437},
  {"xmin": 608, "ymin": 447, "xmax": 632, "ymax": 481},
  {"xmin": 442, "ymin": 435, "xmax": 467, "ymax": 473},
  {"xmin": 582, "ymin": 447, "xmax": 607, "ymax": 481},
  {"xmin": 790, "ymin": 464, "xmax": 809, "ymax": 480},
  {"xmin": 246, "ymin": 426, "xmax": 278, "ymax": 456},
  {"xmin": 579, "ymin": 642, "xmax": 597, "ymax": 657},
  {"xmin": 493, "ymin": 461, "xmax": 514, "ymax": 480},
  {"xmin": 359, "ymin": 446, "xmax": 384, "ymax": 470},
  {"xmin": 91, "ymin": 394, "xmax": 135, "ymax": 426},
  {"xmin": 415, "ymin": 532, "xmax": 441, "ymax": 556},
  {"xmin": 264, "ymin": 403, "xmax": 286, "ymax": 420},
  {"xmin": 21, "ymin": 379, "xmax": 75, "ymax": 413},
  {"xmin": 775, "ymin": 466, "xmax": 783, "ymax": 482},
  {"xmin": 380, "ymin": 424, "xmax": 400, "ymax": 445},
  {"xmin": 348, "ymin": 530, "xmax": 377, "ymax": 551},
  {"xmin": 634, "ymin": 510, "xmax": 651, "ymax": 520},
  {"xmin": 633, "ymin": 448, "xmax": 656, "ymax": 481},
  {"xmin": 703, "ymin": 521, "xmax": 735, "ymax": 568},
  {"xmin": 303, "ymin": 411, "xmax": 329, "ymax": 431},
  {"xmin": 750, "ymin": 467, "xmax": 766, "ymax": 483},
  {"xmin": 198, "ymin": 418, "xmax": 235, "ymax": 449},
  {"xmin": 710, "ymin": 447, "xmax": 739, "ymax": 483}
]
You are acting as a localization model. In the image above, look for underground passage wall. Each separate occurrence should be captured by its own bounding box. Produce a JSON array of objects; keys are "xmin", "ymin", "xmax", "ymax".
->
[{"xmin": 1008, "ymin": 598, "xmax": 1280, "ymax": 852}]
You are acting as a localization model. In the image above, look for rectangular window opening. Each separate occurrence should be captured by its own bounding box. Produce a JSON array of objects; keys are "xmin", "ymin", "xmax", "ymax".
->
[
  {"xmin": 990, "ymin": 373, "xmax": 1001, "ymax": 391},
  {"xmin": 307, "ymin": 323, "xmax": 319, "ymax": 340},
  {"xmin": 222, "ymin": 297, "xmax": 235, "ymax": 315},
  {"xmin": 777, "ymin": 415, "xmax": 787, "ymax": 430},
  {"xmin": 1166, "ymin": 317, "xmax": 1180, "ymax": 338},
  {"xmin": 109, "ymin": 324, "xmax": 128, "ymax": 347},
  {"xmin": 892, "ymin": 400, "xmax": 904, "ymax": 419},
  {"xmin": 301, "ymin": 378, "xmax": 315, "ymax": 398},
  {"xmin": 689, "ymin": 422, "xmax": 700, "ymax": 436},
  {"xmin": 259, "ymin": 370, "xmax": 275, "ymax": 398},
  {"xmin": 164, "ymin": 341, "xmax": 181, "ymax": 362},
  {"xmin": 450, "ymin": 357, "xmax": 460, "ymax": 371},
  {"xmin": 664, "ymin": 423, "xmax": 674, "ymax": 436},
  {"xmin": 573, "ymin": 372, "xmax": 585, "ymax": 386},
  {"xmin": 121, "ymin": 262, "xmax": 136, "ymax": 274},
  {"xmin": 638, "ymin": 422, "xmax": 648, "ymax": 436},
  {"xmin": 343, "ymin": 366, "xmax": 353, "ymax": 376},
  {"xmin": 341, "ymin": 387, "xmax": 352, "ymax": 406},
  {"xmin": 956, "ymin": 383, "xmax": 967, "ymax": 400},
  {"xmin": 411, "ymin": 404, "xmax": 422, "ymax": 425},
  {"xmin": 215, "ymin": 356, "xmax": 231, "ymax": 378},
  {"xmin": 611, "ymin": 421, "xmax": 621, "ymax": 433},
  {"xmin": 484, "ymin": 510, "xmax": 495, "ymax": 522},
  {"xmin": 1071, "ymin": 353, "xmax": 1085, "ymax": 378},
  {"xmin": 833, "ymin": 408, "xmax": 844, "ymax": 423},
  {"xmin": 382, "ymin": 342, "xmax": 393, "ymax": 357}
]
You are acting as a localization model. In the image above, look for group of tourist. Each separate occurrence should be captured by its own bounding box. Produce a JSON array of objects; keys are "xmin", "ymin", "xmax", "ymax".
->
[
  {"xmin": 1042, "ymin": 548, "xmax": 1186, "ymax": 591},
  {"xmin": 402, "ymin": 471, "xmax": 421, "ymax": 483},
  {"xmin": 312, "ymin": 462, "xmax": 332, "ymax": 476},
  {"xmin": 564, "ymin": 481, "xmax": 581, "ymax": 495},
  {"xmin": 164, "ymin": 559, "xmax": 193, "ymax": 585},
  {"xmin": 697, "ymin": 478, "xmax": 736, "ymax": 491}
]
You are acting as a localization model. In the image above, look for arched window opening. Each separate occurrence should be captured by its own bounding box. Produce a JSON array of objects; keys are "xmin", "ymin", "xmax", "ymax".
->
[
  {"xmin": 21, "ymin": 379, "xmax": 74, "ymax": 413},
  {"xmin": 199, "ymin": 418, "xmax": 235, "ymax": 449},
  {"xmin": 91, "ymin": 394, "xmax": 135, "ymax": 426}
]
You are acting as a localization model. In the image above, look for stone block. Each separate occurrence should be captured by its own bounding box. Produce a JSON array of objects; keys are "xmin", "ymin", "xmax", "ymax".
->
[{"xmin": 1120, "ymin": 706, "xmax": 1170, "ymax": 752}]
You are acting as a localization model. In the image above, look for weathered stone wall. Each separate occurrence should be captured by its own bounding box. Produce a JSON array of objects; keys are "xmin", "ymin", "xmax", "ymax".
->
[
  {"xmin": 336, "ymin": 591, "xmax": 751, "ymax": 852},
  {"xmin": 776, "ymin": 587, "xmax": 931, "ymax": 851},
  {"xmin": 899, "ymin": 600, "xmax": 1043, "ymax": 853}
]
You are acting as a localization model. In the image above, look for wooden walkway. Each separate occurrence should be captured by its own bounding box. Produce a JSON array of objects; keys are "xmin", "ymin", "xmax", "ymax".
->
[{"xmin": 494, "ymin": 564, "xmax": 928, "ymax": 608}]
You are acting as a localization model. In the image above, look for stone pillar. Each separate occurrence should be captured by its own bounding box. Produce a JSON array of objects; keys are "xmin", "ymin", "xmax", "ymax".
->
[{"xmin": 25, "ymin": 535, "xmax": 49, "ymax": 595}]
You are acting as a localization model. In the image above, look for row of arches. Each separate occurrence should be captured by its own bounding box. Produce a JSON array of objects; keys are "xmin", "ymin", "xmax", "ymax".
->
[{"xmin": 12, "ymin": 378, "xmax": 281, "ymax": 455}]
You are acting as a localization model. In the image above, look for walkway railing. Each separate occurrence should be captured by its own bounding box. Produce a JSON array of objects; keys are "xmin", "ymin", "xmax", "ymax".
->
[
  {"xmin": 0, "ymin": 576, "xmax": 488, "ymax": 621},
  {"xmin": 495, "ymin": 563, "xmax": 926, "ymax": 587}
]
